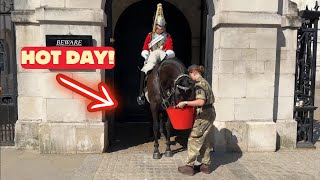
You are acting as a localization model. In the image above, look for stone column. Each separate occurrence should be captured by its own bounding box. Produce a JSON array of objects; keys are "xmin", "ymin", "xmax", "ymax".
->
[
  {"xmin": 13, "ymin": 0, "xmax": 108, "ymax": 153},
  {"xmin": 211, "ymin": 0, "xmax": 299, "ymax": 152},
  {"xmin": 275, "ymin": 0, "xmax": 301, "ymax": 149}
]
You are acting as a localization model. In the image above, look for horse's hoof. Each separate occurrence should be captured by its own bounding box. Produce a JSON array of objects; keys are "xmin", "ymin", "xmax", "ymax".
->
[
  {"xmin": 153, "ymin": 153, "xmax": 161, "ymax": 159},
  {"xmin": 160, "ymin": 134, "xmax": 166, "ymax": 139},
  {"xmin": 165, "ymin": 151, "xmax": 173, "ymax": 157}
]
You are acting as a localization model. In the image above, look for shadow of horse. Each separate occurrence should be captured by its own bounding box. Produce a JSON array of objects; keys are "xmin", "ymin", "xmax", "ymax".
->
[
  {"xmin": 106, "ymin": 105, "xmax": 192, "ymax": 154},
  {"xmin": 106, "ymin": 122, "xmax": 154, "ymax": 153}
]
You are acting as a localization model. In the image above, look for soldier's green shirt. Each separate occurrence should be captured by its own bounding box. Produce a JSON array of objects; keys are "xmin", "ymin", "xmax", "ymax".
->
[
  {"xmin": 195, "ymin": 76, "xmax": 214, "ymax": 105},
  {"xmin": 194, "ymin": 76, "xmax": 215, "ymax": 121}
]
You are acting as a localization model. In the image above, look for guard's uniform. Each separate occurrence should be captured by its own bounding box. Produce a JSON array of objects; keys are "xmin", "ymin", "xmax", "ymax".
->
[
  {"xmin": 141, "ymin": 32, "xmax": 174, "ymax": 74},
  {"xmin": 186, "ymin": 76, "xmax": 216, "ymax": 166},
  {"xmin": 137, "ymin": 3, "xmax": 175, "ymax": 105},
  {"xmin": 143, "ymin": 32, "xmax": 173, "ymax": 52},
  {"xmin": 140, "ymin": 4, "xmax": 175, "ymax": 74}
]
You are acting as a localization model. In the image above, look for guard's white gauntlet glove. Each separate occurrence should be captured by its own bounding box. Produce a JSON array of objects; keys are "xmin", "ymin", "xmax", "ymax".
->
[
  {"xmin": 165, "ymin": 50, "xmax": 175, "ymax": 59},
  {"xmin": 141, "ymin": 50, "xmax": 149, "ymax": 60}
]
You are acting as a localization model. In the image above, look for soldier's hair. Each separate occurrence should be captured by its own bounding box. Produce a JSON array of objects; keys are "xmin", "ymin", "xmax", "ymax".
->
[{"xmin": 188, "ymin": 64, "xmax": 205, "ymax": 74}]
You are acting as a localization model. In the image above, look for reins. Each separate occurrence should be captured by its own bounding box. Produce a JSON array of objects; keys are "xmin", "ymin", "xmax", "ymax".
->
[{"xmin": 157, "ymin": 62, "xmax": 192, "ymax": 109}]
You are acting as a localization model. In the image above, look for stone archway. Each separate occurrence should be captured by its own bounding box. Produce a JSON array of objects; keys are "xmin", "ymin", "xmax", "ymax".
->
[
  {"xmin": 113, "ymin": 1, "xmax": 192, "ymax": 124},
  {"xmin": 104, "ymin": 0, "xmax": 215, "ymax": 148}
]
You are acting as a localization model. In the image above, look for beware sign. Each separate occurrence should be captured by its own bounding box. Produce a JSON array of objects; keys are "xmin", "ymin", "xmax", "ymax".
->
[
  {"xmin": 21, "ymin": 47, "xmax": 115, "ymax": 69},
  {"xmin": 46, "ymin": 35, "xmax": 93, "ymax": 47}
]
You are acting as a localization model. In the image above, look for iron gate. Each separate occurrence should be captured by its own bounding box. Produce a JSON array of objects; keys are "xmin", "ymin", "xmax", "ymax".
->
[
  {"xmin": 294, "ymin": 4, "xmax": 320, "ymax": 148},
  {"xmin": 0, "ymin": 0, "xmax": 17, "ymax": 146}
]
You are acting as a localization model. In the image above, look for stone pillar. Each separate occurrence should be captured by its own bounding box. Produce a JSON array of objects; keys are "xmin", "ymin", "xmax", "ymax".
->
[
  {"xmin": 211, "ymin": 0, "xmax": 299, "ymax": 152},
  {"xmin": 13, "ymin": 0, "xmax": 108, "ymax": 153},
  {"xmin": 275, "ymin": 0, "xmax": 301, "ymax": 149}
]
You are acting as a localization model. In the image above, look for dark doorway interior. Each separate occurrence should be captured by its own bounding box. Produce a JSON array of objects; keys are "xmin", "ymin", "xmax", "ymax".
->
[
  {"xmin": 105, "ymin": 0, "xmax": 216, "ymax": 151},
  {"xmin": 113, "ymin": 0, "xmax": 191, "ymax": 124}
]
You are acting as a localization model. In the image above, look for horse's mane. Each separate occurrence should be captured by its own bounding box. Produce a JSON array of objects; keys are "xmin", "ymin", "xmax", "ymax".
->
[
  {"xmin": 151, "ymin": 58, "xmax": 187, "ymax": 97},
  {"xmin": 157, "ymin": 58, "xmax": 188, "ymax": 74}
]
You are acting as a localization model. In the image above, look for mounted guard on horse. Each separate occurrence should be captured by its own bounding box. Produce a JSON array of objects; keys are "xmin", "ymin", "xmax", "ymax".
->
[
  {"xmin": 137, "ymin": 3, "xmax": 175, "ymax": 105},
  {"xmin": 136, "ymin": 3, "xmax": 195, "ymax": 159}
]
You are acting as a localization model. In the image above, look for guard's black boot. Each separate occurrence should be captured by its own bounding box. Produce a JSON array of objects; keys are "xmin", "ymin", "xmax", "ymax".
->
[{"xmin": 137, "ymin": 72, "xmax": 146, "ymax": 105}]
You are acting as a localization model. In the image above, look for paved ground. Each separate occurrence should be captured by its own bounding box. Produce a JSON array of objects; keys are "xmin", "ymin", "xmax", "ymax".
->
[
  {"xmin": 1, "ymin": 147, "xmax": 87, "ymax": 180},
  {"xmin": 2, "ymin": 143, "xmax": 320, "ymax": 180},
  {"xmin": 92, "ymin": 143, "xmax": 320, "ymax": 180},
  {"xmin": 1, "ymin": 122, "xmax": 320, "ymax": 180}
]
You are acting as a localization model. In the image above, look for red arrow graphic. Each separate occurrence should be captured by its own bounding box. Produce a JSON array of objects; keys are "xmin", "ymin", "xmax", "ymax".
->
[{"xmin": 56, "ymin": 73, "xmax": 117, "ymax": 112}]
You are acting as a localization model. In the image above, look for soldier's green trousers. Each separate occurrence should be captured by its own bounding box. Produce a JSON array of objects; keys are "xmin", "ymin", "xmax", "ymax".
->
[{"xmin": 186, "ymin": 118, "xmax": 212, "ymax": 166}]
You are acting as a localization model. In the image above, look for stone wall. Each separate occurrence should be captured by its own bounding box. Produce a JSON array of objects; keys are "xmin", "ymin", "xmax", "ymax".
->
[
  {"xmin": 13, "ymin": 0, "xmax": 107, "ymax": 153},
  {"xmin": 12, "ymin": 0, "xmax": 302, "ymax": 153},
  {"xmin": 211, "ymin": 0, "xmax": 299, "ymax": 151}
]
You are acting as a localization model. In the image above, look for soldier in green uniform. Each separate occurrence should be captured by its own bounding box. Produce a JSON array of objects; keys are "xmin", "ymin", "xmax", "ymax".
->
[{"xmin": 176, "ymin": 64, "xmax": 216, "ymax": 176}]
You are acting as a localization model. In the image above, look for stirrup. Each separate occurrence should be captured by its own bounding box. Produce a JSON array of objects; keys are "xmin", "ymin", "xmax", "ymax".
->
[{"xmin": 137, "ymin": 93, "xmax": 146, "ymax": 105}]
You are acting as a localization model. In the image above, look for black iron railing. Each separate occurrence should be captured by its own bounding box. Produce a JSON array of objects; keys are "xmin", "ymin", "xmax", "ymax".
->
[
  {"xmin": 294, "ymin": 2, "xmax": 320, "ymax": 148},
  {"xmin": 0, "ymin": 0, "xmax": 17, "ymax": 146}
]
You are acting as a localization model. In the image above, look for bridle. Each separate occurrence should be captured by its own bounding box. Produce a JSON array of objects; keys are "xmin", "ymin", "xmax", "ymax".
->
[{"xmin": 159, "ymin": 73, "xmax": 192, "ymax": 109}]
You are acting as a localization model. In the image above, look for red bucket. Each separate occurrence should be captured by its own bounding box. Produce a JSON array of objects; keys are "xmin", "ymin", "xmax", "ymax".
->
[{"xmin": 166, "ymin": 106, "xmax": 195, "ymax": 130}]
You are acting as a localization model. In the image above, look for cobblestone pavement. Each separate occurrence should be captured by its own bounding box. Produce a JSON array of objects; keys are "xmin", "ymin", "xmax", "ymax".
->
[
  {"xmin": 92, "ymin": 138, "xmax": 320, "ymax": 180},
  {"xmin": 2, "ymin": 141, "xmax": 320, "ymax": 180},
  {"xmin": 2, "ymin": 121, "xmax": 320, "ymax": 180}
]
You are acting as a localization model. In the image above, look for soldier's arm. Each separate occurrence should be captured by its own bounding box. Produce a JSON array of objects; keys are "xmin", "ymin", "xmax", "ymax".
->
[
  {"xmin": 141, "ymin": 33, "xmax": 152, "ymax": 59},
  {"xmin": 142, "ymin": 33, "xmax": 152, "ymax": 50},
  {"xmin": 184, "ymin": 99, "xmax": 205, "ymax": 107},
  {"xmin": 176, "ymin": 86, "xmax": 206, "ymax": 108},
  {"xmin": 165, "ymin": 34, "xmax": 175, "ymax": 58}
]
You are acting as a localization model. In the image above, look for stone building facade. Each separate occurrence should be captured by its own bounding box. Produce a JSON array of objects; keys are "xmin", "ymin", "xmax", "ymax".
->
[{"xmin": 10, "ymin": 0, "xmax": 316, "ymax": 153}]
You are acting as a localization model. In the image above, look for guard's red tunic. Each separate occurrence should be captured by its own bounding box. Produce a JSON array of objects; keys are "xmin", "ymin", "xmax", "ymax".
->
[{"xmin": 142, "ymin": 33, "xmax": 173, "ymax": 51}]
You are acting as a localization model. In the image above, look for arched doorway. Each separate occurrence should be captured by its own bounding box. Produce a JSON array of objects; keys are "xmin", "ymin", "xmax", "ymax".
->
[
  {"xmin": 113, "ymin": 0, "xmax": 191, "ymax": 123},
  {"xmin": 105, "ymin": 0, "xmax": 214, "ymax": 150}
]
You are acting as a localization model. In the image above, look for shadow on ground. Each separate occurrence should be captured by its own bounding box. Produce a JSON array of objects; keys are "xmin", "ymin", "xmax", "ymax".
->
[
  {"xmin": 106, "ymin": 122, "xmax": 191, "ymax": 154},
  {"xmin": 106, "ymin": 122, "xmax": 243, "ymax": 170},
  {"xmin": 210, "ymin": 127, "xmax": 243, "ymax": 172},
  {"xmin": 106, "ymin": 120, "xmax": 243, "ymax": 173},
  {"xmin": 313, "ymin": 119, "xmax": 320, "ymax": 144},
  {"xmin": 106, "ymin": 122, "xmax": 153, "ymax": 152}
]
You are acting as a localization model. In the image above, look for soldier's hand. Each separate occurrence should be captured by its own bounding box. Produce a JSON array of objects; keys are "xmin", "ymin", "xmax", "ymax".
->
[{"xmin": 176, "ymin": 101, "xmax": 187, "ymax": 109}]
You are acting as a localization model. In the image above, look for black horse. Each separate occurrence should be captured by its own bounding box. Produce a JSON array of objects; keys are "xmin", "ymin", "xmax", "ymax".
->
[{"xmin": 146, "ymin": 58, "xmax": 195, "ymax": 159}]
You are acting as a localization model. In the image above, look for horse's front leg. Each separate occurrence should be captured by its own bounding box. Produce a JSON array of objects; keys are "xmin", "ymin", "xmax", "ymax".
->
[
  {"xmin": 151, "ymin": 102, "xmax": 161, "ymax": 159},
  {"xmin": 159, "ymin": 113, "xmax": 165, "ymax": 139},
  {"xmin": 165, "ymin": 119, "xmax": 173, "ymax": 157}
]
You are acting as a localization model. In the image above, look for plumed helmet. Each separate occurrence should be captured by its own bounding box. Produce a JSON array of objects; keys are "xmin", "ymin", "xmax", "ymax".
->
[
  {"xmin": 156, "ymin": 15, "xmax": 166, "ymax": 26},
  {"xmin": 152, "ymin": 3, "xmax": 166, "ymax": 32}
]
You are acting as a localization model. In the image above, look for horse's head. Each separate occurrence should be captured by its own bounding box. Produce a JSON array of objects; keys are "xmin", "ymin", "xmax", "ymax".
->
[{"xmin": 174, "ymin": 74, "xmax": 195, "ymax": 104}]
